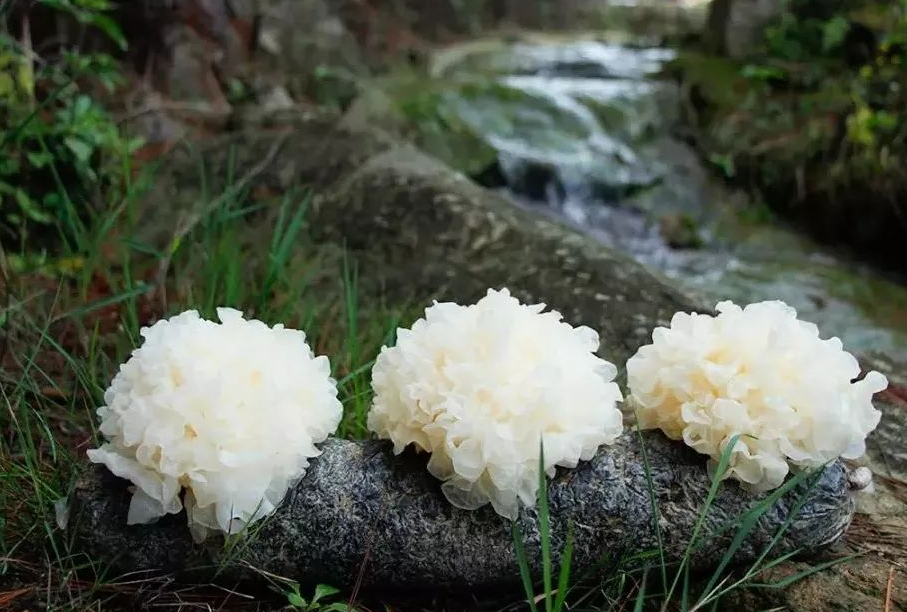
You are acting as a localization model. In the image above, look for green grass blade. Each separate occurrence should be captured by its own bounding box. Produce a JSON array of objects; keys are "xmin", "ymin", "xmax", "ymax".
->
[
  {"xmin": 336, "ymin": 360, "xmax": 378, "ymax": 387},
  {"xmin": 634, "ymin": 569, "xmax": 649, "ymax": 612},
  {"xmin": 260, "ymin": 190, "xmax": 310, "ymax": 310},
  {"xmin": 553, "ymin": 522, "xmax": 573, "ymax": 612},
  {"xmin": 511, "ymin": 521, "xmax": 540, "ymax": 612},
  {"xmin": 51, "ymin": 283, "xmax": 154, "ymax": 325},
  {"xmin": 662, "ymin": 434, "xmax": 741, "ymax": 610},
  {"xmin": 744, "ymin": 467, "xmax": 827, "ymax": 573},
  {"xmin": 697, "ymin": 466, "xmax": 818, "ymax": 600},
  {"xmin": 537, "ymin": 439, "xmax": 553, "ymax": 612},
  {"xmin": 743, "ymin": 554, "xmax": 857, "ymax": 589},
  {"xmin": 681, "ymin": 563, "xmax": 692, "ymax": 612},
  {"xmin": 753, "ymin": 548, "xmax": 802, "ymax": 573},
  {"xmin": 635, "ymin": 422, "xmax": 667, "ymax": 590}
]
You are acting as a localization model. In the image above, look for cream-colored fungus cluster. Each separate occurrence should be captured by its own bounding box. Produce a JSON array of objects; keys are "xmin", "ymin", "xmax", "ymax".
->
[
  {"xmin": 626, "ymin": 300, "xmax": 888, "ymax": 492},
  {"xmin": 367, "ymin": 289, "xmax": 624, "ymax": 519},
  {"xmin": 87, "ymin": 308, "xmax": 342, "ymax": 541}
]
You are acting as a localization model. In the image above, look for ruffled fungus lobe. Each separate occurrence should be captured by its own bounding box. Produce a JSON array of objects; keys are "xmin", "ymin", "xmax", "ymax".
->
[
  {"xmin": 87, "ymin": 308, "xmax": 342, "ymax": 542},
  {"xmin": 627, "ymin": 300, "xmax": 888, "ymax": 492},
  {"xmin": 368, "ymin": 288, "xmax": 624, "ymax": 519}
]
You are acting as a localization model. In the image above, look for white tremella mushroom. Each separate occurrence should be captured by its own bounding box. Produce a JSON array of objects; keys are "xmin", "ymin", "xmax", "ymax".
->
[
  {"xmin": 87, "ymin": 308, "xmax": 342, "ymax": 542},
  {"xmin": 367, "ymin": 288, "xmax": 624, "ymax": 520},
  {"xmin": 626, "ymin": 300, "xmax": 888, "ymax": 492}
]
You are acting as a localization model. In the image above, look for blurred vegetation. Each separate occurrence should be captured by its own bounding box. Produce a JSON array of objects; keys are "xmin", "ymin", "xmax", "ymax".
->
[
  {"xmin": 677, "ymin": 0, "xmax": 907, "ymax": 270},
  {"xmin": 0, "ymin": 0, "xmax": 141, "ymax": 252}
]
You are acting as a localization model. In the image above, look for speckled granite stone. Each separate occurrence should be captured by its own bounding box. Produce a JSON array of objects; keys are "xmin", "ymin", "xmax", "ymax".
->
[{"xmin": 70, "ymin": 431, "xmax": 853, "ymax": 593}]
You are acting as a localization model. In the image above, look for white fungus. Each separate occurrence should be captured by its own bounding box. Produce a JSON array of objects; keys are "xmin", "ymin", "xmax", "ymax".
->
[
  {"xmin": 87, "ymin": 308, "xmax": 342, "ymax": 541},
  {"xmin": 367, "ymin": 288, "xmax": 624, "ymax": 519},
  {"xmin": 627, "ymin": 300, "xmax": 888, "ymax": 492}
]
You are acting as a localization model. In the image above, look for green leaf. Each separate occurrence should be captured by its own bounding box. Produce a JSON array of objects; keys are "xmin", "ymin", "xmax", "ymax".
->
[
  {"xmin": 64, "ymin": 136, "xmax": 93, "ymax": 163},
  {"xmin": 312, "ymin": 584, "xmax": 340, "ymax": 604},
  {"xmin": 740, "ymin": 64, "xmax": 788, "ymax": 83},
  {"xmin": 822, "ymin": 16, "xmax": 850, "ymax": 52},
  {"xmin": 0, "ymin": 155, "xmax": 19, "ymax": 175},
  {"xmin": 708, "ymin": 153, "xmax": 736, "ymax": 179},
  {"xmin": 39, "ymin": 0, "xmax": 126, "ymax": 49},
  {"xmin": 874, "ymin": 110, "xmax": 898, "ymax": 132},
  {"xmin": 847, "ymin": 107, "xmax": 877, "ymax": 146},
  {"xmin": 287, "ymin": 591, "xmax": 306, "ymax": 608},
  {"xmin": 15, "ymin": 189, "xmax": 52, "ymax": 223},
  {"xmin": 26, "ymin": 151, "xmax": 53, "ymax": 169},
  {"xmin": 0, "ymin": 72, "xmax": 15, "ymax": 98},
  {"xmin": 17, "ymin": 59, "xmax": 34, "ymax": 97},
  {"xmin": 314, "ymin": 64, "xmax": 337, "ymax": 79},
  {"xmin": 42, "ymin": 192, "xmax": 63, "ymax": 210},
  {"xmin": 73, "ymin": 94, "xmax": 93, "ymax": 117},
  {"xmin": 87, "ymin": 13, "xmax": 127, "ymax": 50},
  {"xmin": 126, "ymin": 136, "xmax": 146, "ymax": 154},
  {"xmin": 285, "ymin": 582, "xmax": 306, "ymax": 608}
]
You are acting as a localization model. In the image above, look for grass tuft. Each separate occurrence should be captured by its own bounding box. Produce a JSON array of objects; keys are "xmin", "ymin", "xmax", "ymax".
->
[{"xmin": 509, "ymin": 430, "xmax": 845, "ymax": 612}]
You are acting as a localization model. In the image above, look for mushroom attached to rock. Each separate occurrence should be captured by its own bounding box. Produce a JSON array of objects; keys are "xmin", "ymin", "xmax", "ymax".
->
[
  {"xmin": 87, "ymin": 308, "xmax": 342, "ymax": 542},
  {"xmin": 627, "ymin": 300, "xmax": 888, "ymax": 492},
  {"xmin": 367, "ymin": 288, "xmax": 625, "ymax": 519}
]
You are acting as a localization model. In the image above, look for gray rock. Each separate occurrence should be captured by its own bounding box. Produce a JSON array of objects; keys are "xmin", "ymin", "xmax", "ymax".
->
[
  {"xmin": 70, "ymin": 431, "xmax": 853, "ymax": 592},
  {"xmin": 139, "ymin": 110, "xmax": 702, "ymax": 368}
]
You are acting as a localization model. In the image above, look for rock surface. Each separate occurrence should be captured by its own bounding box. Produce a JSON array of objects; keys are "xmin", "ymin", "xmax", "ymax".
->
[
  {"xmin": 141, "ymin": 110, "xmax": 702, "ymax": 367},
  {"xmin": 71, "ymin": 431, "xmax": 853, "ymax": 592}
]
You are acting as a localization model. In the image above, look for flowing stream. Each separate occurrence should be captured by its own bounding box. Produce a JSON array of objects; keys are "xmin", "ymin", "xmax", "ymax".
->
[{"xmin": 427, "ymin": 34, "xmax": 907, "ymax": 362}]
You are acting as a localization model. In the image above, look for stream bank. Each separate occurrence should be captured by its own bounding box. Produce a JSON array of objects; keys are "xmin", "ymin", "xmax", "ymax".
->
[{"xmin": 361, "ymin": 32, "xmax": 907, "ymax": 365}]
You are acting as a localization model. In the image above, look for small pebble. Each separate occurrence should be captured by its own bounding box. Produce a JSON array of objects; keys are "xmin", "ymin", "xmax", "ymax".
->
[{"xmin": 846, "ymin": 466, "xmax": 874, "ymax": 492}]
